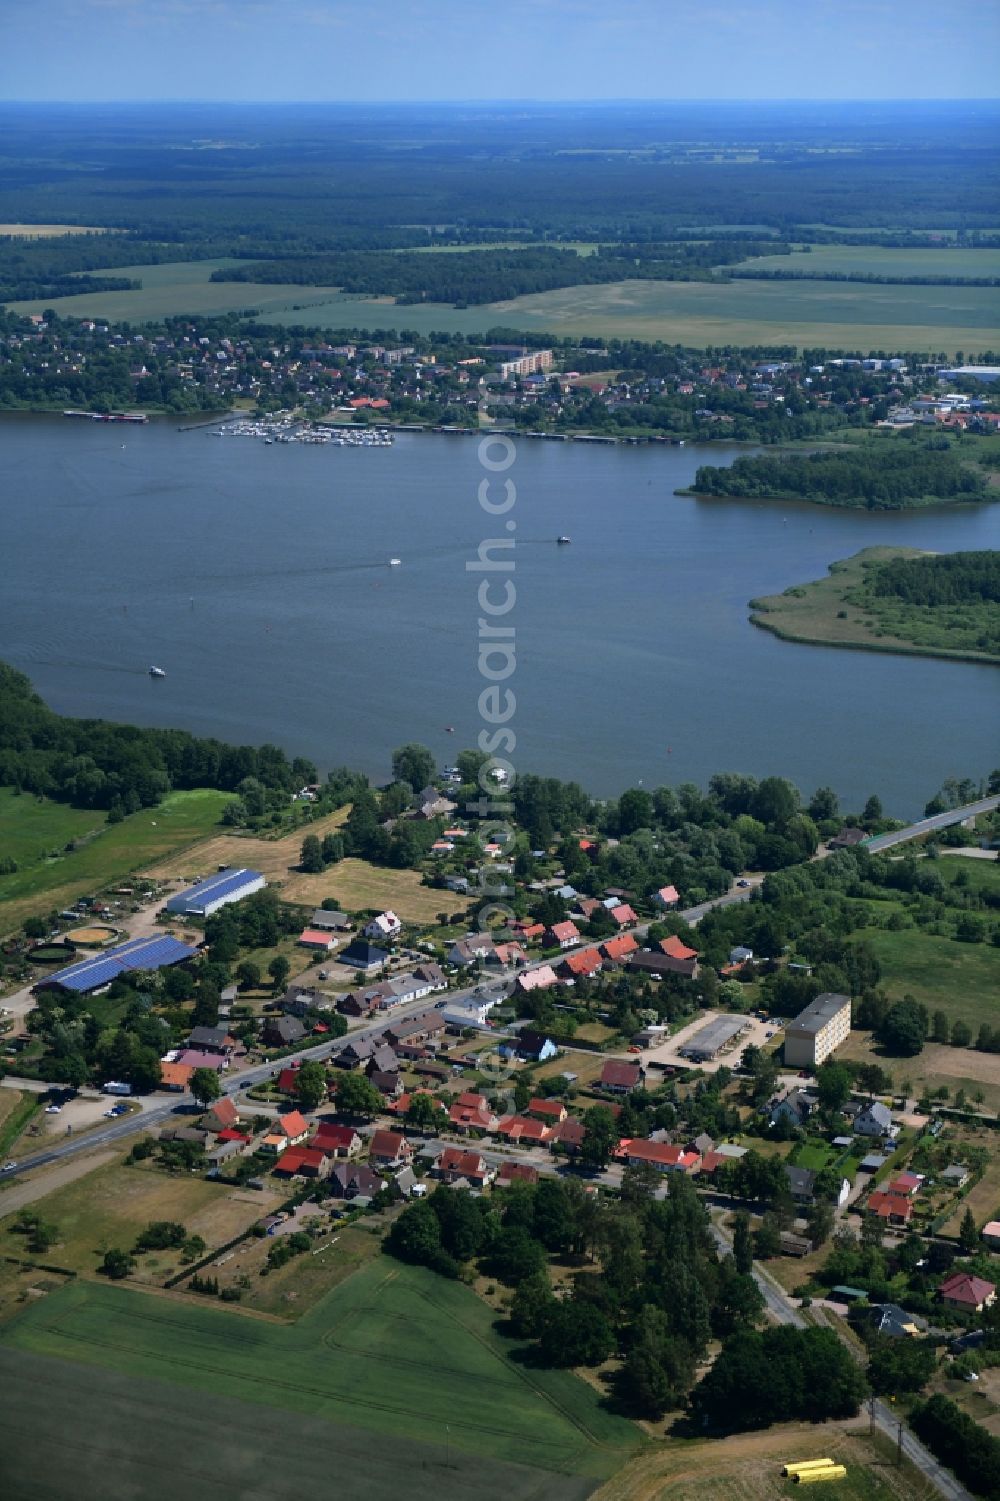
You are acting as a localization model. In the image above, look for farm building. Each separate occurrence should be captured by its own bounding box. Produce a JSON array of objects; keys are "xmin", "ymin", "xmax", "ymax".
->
[
  {"xmin": 35, "ymin": 933, "xmax": 198, "ymax": 995},
  {"xmin": 165, "ymin": 867, "xmax": 265, "ymax": 918},
  {"xmin": 678, "ymin": 1013, "xmax": 749, "ymax": 1062}
]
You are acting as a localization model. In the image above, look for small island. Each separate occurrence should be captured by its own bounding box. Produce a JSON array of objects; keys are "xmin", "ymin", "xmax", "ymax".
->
[
  {"xmin": 686, "ymin": 438, "xmax": 992, "ymax": 509},
  {"xmin": 749, "ymin": 547, "xmax": 1000, "ymax": 664}
]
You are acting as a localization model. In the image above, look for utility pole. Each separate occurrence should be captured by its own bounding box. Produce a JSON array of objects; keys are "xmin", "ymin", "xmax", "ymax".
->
[
  {"xmin": 897, "ymin": 1420, "xmax": 903, "ymax": 1467},
  {"xmin": 868, "ymin": 1394, "xmax": 876, "ymax": 1437}
]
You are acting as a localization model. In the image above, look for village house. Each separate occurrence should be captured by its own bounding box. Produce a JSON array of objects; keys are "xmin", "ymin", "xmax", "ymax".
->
[
  {"xmin": 560, "ymin": 947, "xmax": 603, "ymax": 981},
  {"xmin": 499, "ymin": 1030, "xmax": 558, "ymax": 1063},
  {"xmin": 273, "ymin": 1146, "xmax": 330, "ymax": 1179},
  {"xmin": 203, "ymin": 1096, "xmax": 240, "ymax": 1133},
  {"xmin": 621, "ymin": 1139, "xmax": 700, "ymax": 1174},
  {"xmin": 311, "ymin": 1123, "xmax": 362, "ymax": 1159},
  {"xmin": 364, "ymin": 911, "xmax": 402, "ymax": 942},
  {"xmin": 496, "ymin": 1161, "xmax": 540, "ymax": 1187},
  {"xmin": 262, "ymin": 1015, "xmax": 308, "ymax": 1048},
  {"xmin": 528, "ymin": 1098, "xmax": 567, "ymax": 1124},
  {"xmin": 545, "ymin": 920, "xmax": 581, "ymax": 950},
  {"xmin": 769, "ymin": 1088, "xmax": 816, "ymax": 1129},
  {"xmin": 515, "ymin": 964, "xmax": 559, "ymax": 994},
  {"xmin": 368, "ymin": 1129, "xmax": 414, "ymax": 1168},
  {"xmin": 338, "ymin": 939, "xmax": 390, "ymax": 973},
  {"xmin": 329, "ymin": 1162, "xmax": 383, "ymax": 1200},
  {"xmin": 186, "ymin": 1025, "xmax": 235, "ymax": 1056},
  {"xmin": 309, "ymin": 908, "xmax": 352, "ymax": 932},
  {"xmin": 601, "ymin": 933, "xmax": 639, "ymax": 965},
  {"xmin": 651, "ymin": 885, "xmax": 680, "ymax": 909},
  {"xmin": 600, "ymin": 1059, "xmax": 644, "ymax": 1094},
  {"xmin": 939, "ymin": 1272, "xmax": 997, "ymax": 1314},
  {"xmin": 448, "ymin": 933, "xmax": 496, "ymax": 967},
  {"xmin": 547, "ymin": 1117, "xmax": 585, "ymax": 1154},
  {"xmin": 434, "ymin": 1147, "xmax": 494, "ymax": 1189},
  {"xmin": 496, "ymin": 1114, "xmax": 551, "ymax": 1145},
  {"xmin": 854, "ymin": 1101, "xmax": 898, "ymax": 1140},
  {"xmin": 298, "ymin": 927, "xmax": 338, "ymax": 952}
]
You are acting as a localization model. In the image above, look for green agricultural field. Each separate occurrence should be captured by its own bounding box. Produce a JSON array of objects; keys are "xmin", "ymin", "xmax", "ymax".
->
[
  {"xmin": 0, "ymin": 1260, "xmax": 639, "ymax": 1498},
  {"xmin": 0, "ymin": 787, "xmax": 230, "ymax": 934},
  {"xmin": 13, "ymin": 256, "xmax": 1000, "ymax": 352},
  {"xmin": 0, "ymin": 1346, "xmax": 600, "ymax": 1501},
  {"xmin": 9, "ymin": 258, "xmax": 339, "ymax": 323},
  {"xmin": 739, "ymin": 243, "xmax": 1000, "ymax": 279}
]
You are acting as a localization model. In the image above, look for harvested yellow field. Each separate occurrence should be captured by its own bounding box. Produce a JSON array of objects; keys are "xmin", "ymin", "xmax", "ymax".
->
[
  {"xmin": 143, "ymin": 807, "xmax": 467, "ymax": 921},
  {"xmin": 142, "ymin": 808, "xmax": 349, "ymax": 885},
  {"xmin": 0, "ymin": 223, "xmax": 110, "ymax": 237},
  {"xmin": 594, "ymin": 1423, "xmax": 926, "ymax": 1501}
]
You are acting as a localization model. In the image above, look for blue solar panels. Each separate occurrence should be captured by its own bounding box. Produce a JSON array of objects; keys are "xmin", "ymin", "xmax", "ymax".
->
[
  {"xmin": 42, "ymin": 934, "xmax": 198, "ymax": 993},
  {"xmin": 165, "ymin": 867, "xmax": 265, "ymax": 915}
]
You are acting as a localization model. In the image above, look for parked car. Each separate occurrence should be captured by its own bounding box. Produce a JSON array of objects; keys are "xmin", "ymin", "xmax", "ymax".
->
[
  {"xmin": 2, "ymin": 1162, "xmax": 16, "ymax": 1172},
  {"xmin": 736, "ymin": 879, "xmax": 751, "ymax": 888}
]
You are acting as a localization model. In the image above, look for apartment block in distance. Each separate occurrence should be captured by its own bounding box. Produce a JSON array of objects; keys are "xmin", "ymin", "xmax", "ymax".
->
[{"xmin": 783, "ymin": 992, "xmax": 852, "ymax": 1067}]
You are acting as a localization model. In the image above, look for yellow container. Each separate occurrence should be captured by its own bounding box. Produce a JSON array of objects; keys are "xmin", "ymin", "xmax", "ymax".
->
[
  {"xmin": 794, "ymin": 1465, "xmax": 847, "ymax": 1485},
  {"xmin": 781, "ymin": 1460, "xmax": 836, "ymax": 1478}
]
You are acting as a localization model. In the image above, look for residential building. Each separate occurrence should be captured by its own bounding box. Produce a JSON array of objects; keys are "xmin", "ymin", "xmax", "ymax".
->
[
  {"xmin": 262, "ymin": 1015, "xmax": 308, "ymax": 1048},
  {"xmin": 186, "ymin": 1025, "xmax": 234, "ymax": 1056},
  {"xmin": 499, "ymin": 1030, "xmax": 558, "ymax": 1063},
  {"xmin": 622, "ymin": 1139, "xmax": 700, "ymax": 1174},
  {"xmin": 434, "ymin": 1148, "xmax": 494, "ymax": 1188},
  {"xmin": 369, "ymin": 1129, "xmax": 413, "ymax": 1167},
  {"xmin": 854, "ymin": 1101, "xmax": 897, "ymax": 1139},
  {"xmin": 339, "ymin": 940, "xmax": 390, "ymax": 973},
  {"xmin": 298, "ymin": 928, "xmax": 337, "ymax": 951},
  {"xmin": 309, "ymin": 909, "xmax": 351, "ymax": 932},
  {"xmin": 545, "ymin": 921, "xmax": 581, "ymax": 950},
  {"xmin": 364, "ymin": 911, "xmax": 402, "ymax": 942},
  {"xmin": 783, "ymin": 992, "xmax": 852, "ymax": 1067},
  {"xmin": 600, "ymin": 1059, "xmax": 643, "ymax": 1094},
  {"xmin": 651, "ymin": 885, "xmax": 680, "ymax": 909},
  {"xmin": 311, "ymin": 1124, "xmax": 362, "ymax": 1159},
  {"xmin": 939, "ymin": 1273, "xmax": 997, "ymax": 1313},
  {"xmin": 769, "ymin": 1088, "xmax": 816, "ymax": 1129},
  {"xmin": 329, "ymin": 1163, "xmax": 382, "ymax": 1200}
]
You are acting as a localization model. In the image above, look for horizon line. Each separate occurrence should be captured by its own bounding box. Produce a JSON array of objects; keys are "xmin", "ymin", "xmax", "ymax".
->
[{"xmin": 2, "ymin": 95, "xmax": 999, "ymax": 106}]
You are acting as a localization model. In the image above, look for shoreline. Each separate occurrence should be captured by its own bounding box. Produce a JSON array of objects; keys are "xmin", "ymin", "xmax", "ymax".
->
[{"xmin": 749, "ymin": 545, "xmax": 1000, "ymax": 667}]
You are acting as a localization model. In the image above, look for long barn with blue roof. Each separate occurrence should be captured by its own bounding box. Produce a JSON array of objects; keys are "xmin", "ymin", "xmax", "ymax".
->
[
  {"xmin": 36, "ymin": 934, "xmax": 198, "ymax": 996},
  {"xmin": 165, "ymin": 867, "xmax": 266, "ymax": 918}
]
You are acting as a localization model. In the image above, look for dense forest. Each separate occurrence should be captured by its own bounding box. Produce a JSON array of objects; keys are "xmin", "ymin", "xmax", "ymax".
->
[
  {"xmin": 693, "ymin": 441, "xmax": 990, "ymax": 509},
  {"xmin": 0, "ymin": 102, "xmax": 996, "ymax": 244},
  {"xmin": 209, "ymin": 240, "xmax": 786, "ymax": 305},
  {"xmin": 864, "ymin": 551, "xmax": 1000, "ymax": 608},
  {"xmin": 0, "ymin": 661, "xmax": 316, "ymax": 815}
]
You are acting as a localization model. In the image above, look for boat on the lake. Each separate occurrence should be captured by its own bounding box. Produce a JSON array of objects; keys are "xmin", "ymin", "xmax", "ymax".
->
[
  {"xmin": 557, "ymin": 535, "xmax": 572, "ymax": 545},
  {"xmin": 388, "ymin": 557, "xmax": 402, "ymax": 567},
  {"xmin": 149, "ymin": 666, "xmax": 166, "ymax": 679}
]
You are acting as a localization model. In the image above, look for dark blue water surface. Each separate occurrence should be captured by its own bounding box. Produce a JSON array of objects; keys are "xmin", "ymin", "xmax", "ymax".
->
[{"xmin": 2, "ymin": 415, "xmax": 997, "ymax": 817}]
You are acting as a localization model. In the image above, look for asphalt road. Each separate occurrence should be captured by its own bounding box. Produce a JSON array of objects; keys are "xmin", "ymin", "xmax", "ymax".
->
[
  {"xmin": 863, "ymin": 794, "xmax": 1000, "ymax": 854},
  {"xmin": 711, "ymin": 1218, "xmax": 972, "ymax": 1501}
]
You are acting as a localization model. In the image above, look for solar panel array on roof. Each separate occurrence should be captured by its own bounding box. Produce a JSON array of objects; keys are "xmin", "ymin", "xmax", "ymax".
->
[
  {"xmin": 165, "ymin": 867, "xmax": 265, "ymax": 916},
  {"xmin": 39, "ymin": 934, "xmax": 198, "ymax": 994}
]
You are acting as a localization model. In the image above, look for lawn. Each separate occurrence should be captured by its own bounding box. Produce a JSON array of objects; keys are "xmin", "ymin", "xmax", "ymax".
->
[
  {"xmin": 0, "ymin": 1091, "xmax": 41, "ymax": 1160},
  {"xmin": 0, "ymin": 1159, "xmax": 283, "ymax": 1291},
  {"xmin": 852, "ymin": 926, "xmax": 1000, "ymax": 1032},
  {"xmin": 790, "ymin": 1141, "xmax": 835, "ymax": 1171},
  {"xmin": 0, "ymin": 787, "xmax": 231, "ymax": 934},
  {"xmin": 0, "ymin": 1257, "xmax": 639, "ymax": 1488}
]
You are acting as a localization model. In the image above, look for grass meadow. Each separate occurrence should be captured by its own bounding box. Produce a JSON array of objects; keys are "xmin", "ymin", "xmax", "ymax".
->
[
  {"xmin": 0, "ymin": 787, "xmax": 231, "ymax": 934},
  {"xmin": 0, "ymin": 1258, "xmax": 639, "ymax": 1497},
  {"xmin": 11, "ymin": 255, "xmax": 999, "ymax": 352}
]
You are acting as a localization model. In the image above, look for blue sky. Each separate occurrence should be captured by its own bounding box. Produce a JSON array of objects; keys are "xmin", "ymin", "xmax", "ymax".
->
[{"xmin": 0, "ymin": 0, "xmax": 996, "ymax": 101}]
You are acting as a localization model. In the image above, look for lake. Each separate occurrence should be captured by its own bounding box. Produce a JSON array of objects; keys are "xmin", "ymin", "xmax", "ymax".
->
[{"xmin": 1, "ymin": 414, "xmax": 997, "ymax": 818}]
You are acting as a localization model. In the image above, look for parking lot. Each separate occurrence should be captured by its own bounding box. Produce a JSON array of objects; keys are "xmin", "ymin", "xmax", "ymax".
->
[{"xmin": 634, "ymin": 1010, "xmax": 783, "ymax": 1075}]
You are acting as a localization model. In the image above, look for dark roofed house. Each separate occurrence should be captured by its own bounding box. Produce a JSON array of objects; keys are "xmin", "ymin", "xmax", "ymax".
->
[
  {"xmin": 187, "ymin": 1025, "xmax": 234, "ymax": 1055},
  {"xmin": 500, "ymin": 1030, "xmax": 558, "ymax": 1063},
  {"xmin": 829, "ymin": 826, "xmax": 867, "ymax": 850},
  {"xmin": 262, "ymin": 1015, "xmax": 308, "ymax": 1048},
  {"xmin": 310, "ymin": 908, "xmax": 352, "ymax": 931},
  {"xmin": 600, "ymin": 1059, "xmax": 643, "ymax": 1094},
  {"xmin": 369, "ymin": 1129, "xmax": 413, "ymax": 1167},
  {"xmin": 785, "ymin": 1165, "xmax": 816, "ymax": 1203},
  {"xmin": 339, "ymin": 940, "xmax": 390, "ymax": 973},
  {"xmin": 330, "ymin": 1162, "xmax": 383, "ymax": 1200}
]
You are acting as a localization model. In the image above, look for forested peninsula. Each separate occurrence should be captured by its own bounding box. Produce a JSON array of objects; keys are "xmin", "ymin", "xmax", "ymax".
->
[
  {"xmin": 689, "ymin": 441, "xmax": 990, "ymax": 510},
  {"xmin": 749, "ymin": 547, "xmax": 1000, "ymax": 664}
]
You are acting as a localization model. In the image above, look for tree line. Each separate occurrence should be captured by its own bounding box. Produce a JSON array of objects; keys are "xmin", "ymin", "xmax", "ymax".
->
[{"xmin": 693, "ymin": 441, "xmax": 989, "ymax": 509}]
